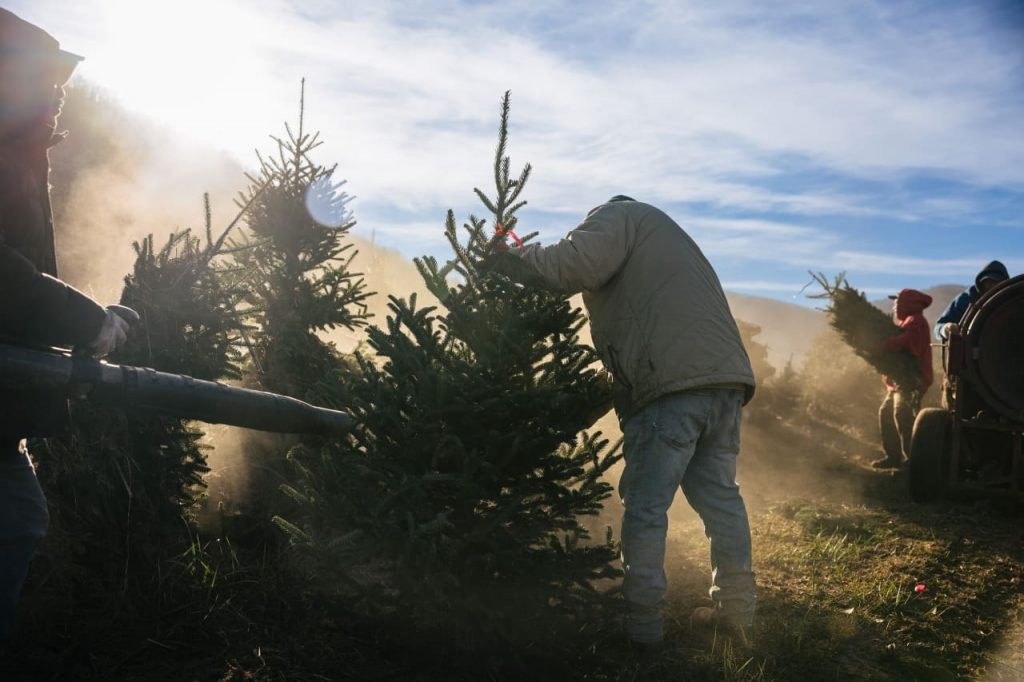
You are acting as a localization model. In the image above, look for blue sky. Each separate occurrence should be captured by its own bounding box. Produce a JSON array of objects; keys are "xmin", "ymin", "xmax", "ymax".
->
[{"xmin": 13, "ymin": 0, "xmax": 1024, "ymax": 303}]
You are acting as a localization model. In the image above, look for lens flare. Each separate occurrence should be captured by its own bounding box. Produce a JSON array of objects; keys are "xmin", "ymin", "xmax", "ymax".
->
[{"xmin": 304, "ymin": 175, "xmax": 355, "ymax": 229}]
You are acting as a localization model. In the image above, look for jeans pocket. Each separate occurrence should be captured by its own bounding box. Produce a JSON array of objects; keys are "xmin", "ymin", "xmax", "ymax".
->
[{"xmin": 653, "ymin": 395, "xmax": 702, "ymax": 450}]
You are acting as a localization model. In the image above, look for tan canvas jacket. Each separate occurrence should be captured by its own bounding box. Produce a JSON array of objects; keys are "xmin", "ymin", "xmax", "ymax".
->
[{"xmin": 518, "ymin": 200, "xmax": 755, "ymax": 419}]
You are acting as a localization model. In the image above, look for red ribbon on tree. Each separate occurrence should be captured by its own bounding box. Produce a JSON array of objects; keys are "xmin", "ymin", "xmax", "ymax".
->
[{"xmin": 496, "ymin": 223, "xmax": 524, "ymax": 250}]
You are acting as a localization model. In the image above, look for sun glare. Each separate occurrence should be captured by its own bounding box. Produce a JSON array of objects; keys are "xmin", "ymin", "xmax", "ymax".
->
[{"xmin": 77, "ymin": 0, "xmax": 282, "ymax": 157}]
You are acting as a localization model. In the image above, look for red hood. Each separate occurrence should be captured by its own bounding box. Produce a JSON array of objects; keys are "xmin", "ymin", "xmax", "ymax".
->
[{"xmin": 894, "ymin": 288, "xmax": 932, "ymax": 321}]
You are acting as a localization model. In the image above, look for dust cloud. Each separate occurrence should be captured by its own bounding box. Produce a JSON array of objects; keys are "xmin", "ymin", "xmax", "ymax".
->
[
  {"xmin": 323, "ymin": 234, "xmax": 439, "ymax": 354},
  {"xmin": 201, "ymin": 240, "xmax": 440, "ymax": 527},
  {"xmin": 331, "ymin": 249, "xmax": 894, "ymax": 528},
  {"xmin": 196, "ymin": 424, "xmax": 253, "ymax": 536},
  {"xmin": 50, "ymin": 85, "xmax": 243, "ymax": 304},
  {"xmin": 47, "ymin": 82, "xmax": 955, "ymax": 541}
]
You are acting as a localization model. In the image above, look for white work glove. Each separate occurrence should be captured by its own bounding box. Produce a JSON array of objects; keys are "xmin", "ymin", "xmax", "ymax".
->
[
  {"xmin": 86, "ymin": 307, "xmax": 131, "ymax": 358},
  {"xmin": 940, "ymin": 322, "xmax": 957, "ymax": 339}
]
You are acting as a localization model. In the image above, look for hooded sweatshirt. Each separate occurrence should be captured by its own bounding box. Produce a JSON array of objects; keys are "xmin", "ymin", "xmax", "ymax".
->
[
  {"xmin": 934, "ymin": 260, "xmax": 1010, "ymax": 340},
  {"xmin": 882, "ymin": 288, "xmax": 933, "ymax": 391}
]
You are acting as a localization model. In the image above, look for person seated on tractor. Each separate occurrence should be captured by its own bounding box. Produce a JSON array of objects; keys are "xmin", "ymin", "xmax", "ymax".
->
[
  {"xmin": 934, "ymin": 260, "xmax": 1009, "ymax": 341},
  {"xmin": 873, "ymin": 289, "xmax": 933, "ymax": 469}
]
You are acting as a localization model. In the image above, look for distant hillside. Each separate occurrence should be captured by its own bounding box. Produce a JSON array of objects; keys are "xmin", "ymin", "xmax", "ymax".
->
[
  {"xmin": 726, "ymin": 292, "xmax": 826, "ymax": 369},
  {"xmin": 870, "ymin": 284, "xmax": 965, "ymax": 325}
]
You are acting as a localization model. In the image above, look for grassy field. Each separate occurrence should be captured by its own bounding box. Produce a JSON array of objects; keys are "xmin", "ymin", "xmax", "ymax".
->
[
  {"xmin": 586, "ymin": 411, "xmax": 1024, "ymax": 682},
  {"xmin": 10, "ymin": 411, "xmax": 1024, "ymax": 681},
  {"xmin": 611, "ymin": 494, "xmax": 1024, "ymax": 681}
]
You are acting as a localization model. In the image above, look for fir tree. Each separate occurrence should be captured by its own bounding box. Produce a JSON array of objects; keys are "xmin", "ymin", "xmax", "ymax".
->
[
  {"xmin": 736, "ymin": 319, "xmax": 775, "ymax": 385},
  {"xmin": 278, "ymin": 93, "xmax": 622, "ymax": 655},
  {"xmin": 28, "ymin": 215, "xmax": 243, "ymax": 628},
  {"xmin": 229, "ymin": 81, "xmax": 370, "ymax": 403},
  {"xmin": 798, "ymin": 327, "xmax": 884, "ymax": 434},
  {"xmin": 770, "ymin": 355, "xmax": 801, "ymax": 415},
  {"xmin": 215, "ymin": 83, "xmax": 372, "ymax": 546}
]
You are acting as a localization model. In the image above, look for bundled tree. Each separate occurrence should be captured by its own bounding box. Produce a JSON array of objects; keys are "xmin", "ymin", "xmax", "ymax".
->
[
  {"xmin": 810, "ymin": 272, "xmax": 919, "ymax": 388},
  {"xmin": 277, "ymin": 93, "xmax": 621, "ymax": 660}
]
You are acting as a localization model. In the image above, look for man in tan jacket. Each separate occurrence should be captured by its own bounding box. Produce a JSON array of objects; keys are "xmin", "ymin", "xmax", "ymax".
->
[{"xmin": 487, "ymin": 196, "xmax": 757, "ymax": 649}]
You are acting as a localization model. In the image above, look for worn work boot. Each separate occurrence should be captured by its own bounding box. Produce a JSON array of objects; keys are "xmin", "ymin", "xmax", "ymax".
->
[{"xmin": 690, "ymin": 606, "xmax": 753, "ymax": 649}]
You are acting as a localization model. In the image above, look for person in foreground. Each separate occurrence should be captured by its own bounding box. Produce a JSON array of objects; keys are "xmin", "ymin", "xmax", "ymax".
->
[
  {"xmin": 485, "ymin": 196, "xmax": 757, "ymax": 651},
  {"xmin": 0, "ymin": 8, "xmax": 129, "ymax": 663},
  {"xmin": 872, "ymin": 289, "xmax": 933, "ymax": 470}
]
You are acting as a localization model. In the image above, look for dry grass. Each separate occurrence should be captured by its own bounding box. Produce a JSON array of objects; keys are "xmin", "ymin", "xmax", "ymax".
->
[
  {"xmin": 10, "ymin": 416, "xmax": 1024, "ymax": 682},
  {"xmin": 614, "ymin": 485, "xmax": 1024, "ymax": 681}
]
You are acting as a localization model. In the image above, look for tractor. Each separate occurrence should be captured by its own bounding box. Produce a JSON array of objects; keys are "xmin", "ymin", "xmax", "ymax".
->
[{"xmin": 909, "ymin": 274, "xmax": 1024, "ymax": 502}]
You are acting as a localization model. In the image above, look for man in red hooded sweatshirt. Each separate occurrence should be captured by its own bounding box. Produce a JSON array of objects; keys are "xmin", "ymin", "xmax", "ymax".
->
[{"xmin": 872, "ymin": 289, "xmax": 934, "ymax": 469}]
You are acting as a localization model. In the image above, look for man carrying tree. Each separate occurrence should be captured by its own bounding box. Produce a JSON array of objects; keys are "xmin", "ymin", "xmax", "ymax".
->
[
  {"xmin": 486, "ymin": 196, "xmax": 757, "ymax": 651},
  {"xmin": 872, "ymin": 289, "xmax": 933, "ymax": 469},
  {"xmin": 0, "ymin": 9, "xmax": 129, "ymax": 662}
]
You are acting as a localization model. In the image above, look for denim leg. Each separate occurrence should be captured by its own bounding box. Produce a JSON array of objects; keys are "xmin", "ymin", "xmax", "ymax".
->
[
  {"xmin": 878, "ymin": 391, "xmax": 902, "ymax": 462},
  {"xmin": 893, "ymin": 390, "xmax": 920, "ymax": 460},
  {"xmin": 0, "ymin": 446, "xmax": 49, "ymax": 657},
  {"xmin": 680, "ymin": 391, "xmax": 756, "ymax": 626},
  {"xmin": 619, "ymin": 393, "xmax": 706, "ymax": 643}
]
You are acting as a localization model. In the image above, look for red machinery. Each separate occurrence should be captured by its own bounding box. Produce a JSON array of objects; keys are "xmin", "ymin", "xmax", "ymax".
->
[{"xmin": 909, "ymin": 274, "xmax": 1024, "ymax": 502}]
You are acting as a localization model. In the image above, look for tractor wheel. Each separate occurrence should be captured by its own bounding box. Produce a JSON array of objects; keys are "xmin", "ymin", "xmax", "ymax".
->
[{"xmin": 908, "ymin": 408, "xmax": 952, "ymax": 503}]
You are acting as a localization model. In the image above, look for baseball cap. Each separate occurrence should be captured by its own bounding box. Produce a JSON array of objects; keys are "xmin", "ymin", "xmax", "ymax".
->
[{"xmin": 1, "ymin": 8, "xmax": 84, "ymax": 85}]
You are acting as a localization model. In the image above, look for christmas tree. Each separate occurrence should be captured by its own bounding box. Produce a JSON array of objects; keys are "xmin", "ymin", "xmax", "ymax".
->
[
  {"xmin": 277, "ymin": 92, "xmax": 622, "ymax": 658},
  {"xmin": 214, "ymin": 82, "xmax": 371, "ymax": 547},
  {"xmin": 27, "ymin": 217, "xmax": 244, "ymax": 639},
  {"xmin": 228, "ymin": 80, "xmax": 370, "ymax": 403}
]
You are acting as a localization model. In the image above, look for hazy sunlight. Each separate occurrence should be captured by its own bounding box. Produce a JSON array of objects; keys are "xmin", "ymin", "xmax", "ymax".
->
[{"xmin": 79, "ymin": 0, "xmax": 278, "ymax": 154}]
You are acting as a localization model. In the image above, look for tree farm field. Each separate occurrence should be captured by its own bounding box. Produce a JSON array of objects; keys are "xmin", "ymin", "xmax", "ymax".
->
[
  {"xmin": 585, "ymin": 414, "xmax": 1024, "ymax": 682},
  {"xmin": 624, "ymin": 494, "xmax": 1024, "ymax": 681},
  {"xmin": 8, "ymin": 82, "xmax": 1022, "ymax": 682},
  {"xmin": 16, "ymin": 411, "xmax": 1024, "ymax": 682}
]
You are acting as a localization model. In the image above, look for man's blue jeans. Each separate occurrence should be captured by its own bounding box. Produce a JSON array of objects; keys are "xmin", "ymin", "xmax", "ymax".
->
[
  {"xmin": 619, "ymin": 388, "xmax": 755, "ymax": 643},
  {"xmin": 0, "ymin": 443, "xmax": 49, "ymax": 658}
]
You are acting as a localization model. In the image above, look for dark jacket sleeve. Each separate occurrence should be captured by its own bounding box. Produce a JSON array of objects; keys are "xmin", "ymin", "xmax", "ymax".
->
[
  {"xmin": 933, "ymin": 291, "xmax": 972, "ymax": 340},
  {"xmin": 0, "ymin": 242, "xmax": 106, "ymax": 347}
]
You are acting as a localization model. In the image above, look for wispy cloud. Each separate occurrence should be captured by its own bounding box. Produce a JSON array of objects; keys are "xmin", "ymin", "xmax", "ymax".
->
[
  {"xmin": 11, "ymin": 0, "xmax": 1024, "ymax": 301},
  {"xmin": 828, "ymin": 251, "xmax": 1024, "ymax": 277}
]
